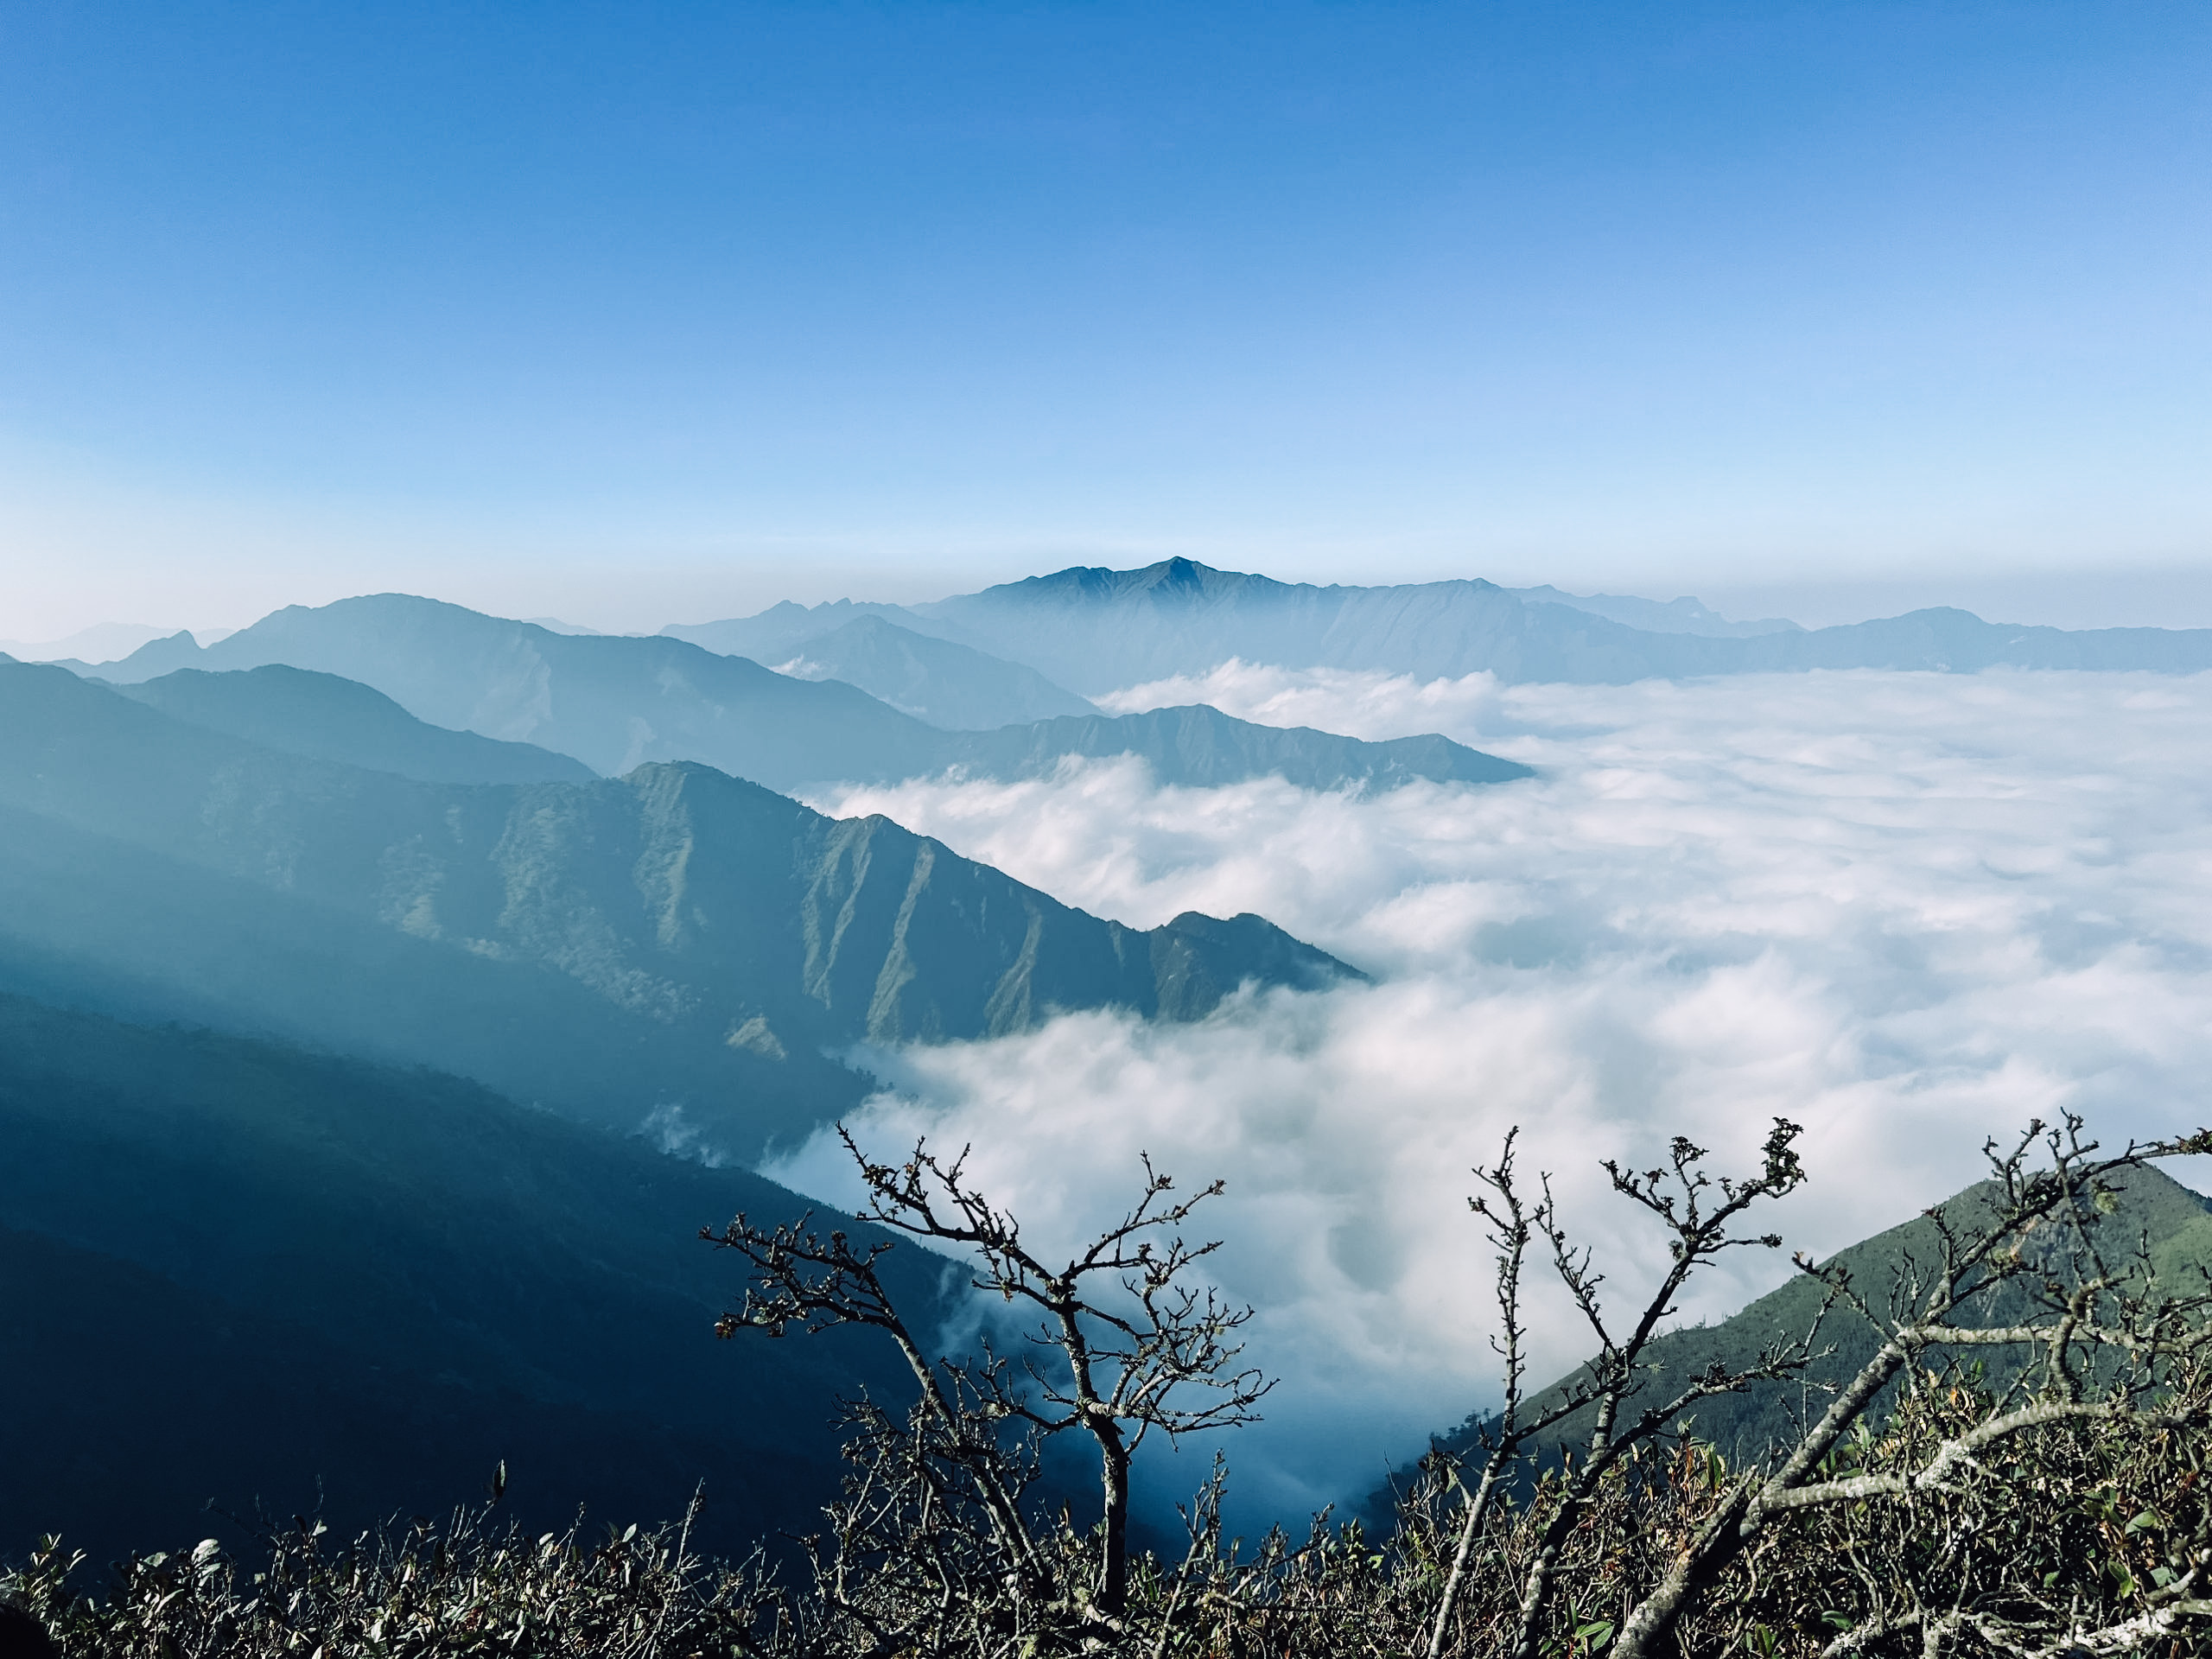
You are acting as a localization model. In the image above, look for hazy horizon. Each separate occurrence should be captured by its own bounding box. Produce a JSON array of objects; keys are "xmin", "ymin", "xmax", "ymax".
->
[
  {"xmin": 5, "ymin": 3, "xmax": 2207, "ymax": 641},
  {"xmin": 17, "ymin": 558, "xmax": 2212, "ymax": 658}
]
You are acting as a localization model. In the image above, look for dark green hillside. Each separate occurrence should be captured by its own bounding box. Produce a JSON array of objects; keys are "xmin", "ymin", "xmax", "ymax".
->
[
  {"xmin": 0, "ymin": 664, "xmax": 1352, "ymax": 1154},
  {"xmin": 116, "ymin": 664, "xmax": 596, "ymax": 785},
  {"xmin": 80, "ymin": 595, "xmax": 1524, "ymax": 793},
  {"xmin": 0, "ymin": 994, "xmax": 944, "ymax": 1562},
  {"xmin": 1382, "ymin": 1163, "xmax": 2212, "ymax": 1514}
]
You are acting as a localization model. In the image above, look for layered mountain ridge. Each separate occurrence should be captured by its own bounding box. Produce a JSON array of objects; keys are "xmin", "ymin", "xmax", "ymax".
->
[
  {"xmin": 75, "ymin": 594, "xmax": 1526, "ymax": 793},
  {"xmin": 0, "ymin": 662, "xmax": 1357, "ymax": 1155},
  {"xmin": 829, "ymin": 557, "xmax": 2212, "ymax": 692},
  {"xmin": 117, "ymin": 663, "xmax": 596, "ymax": 785}
]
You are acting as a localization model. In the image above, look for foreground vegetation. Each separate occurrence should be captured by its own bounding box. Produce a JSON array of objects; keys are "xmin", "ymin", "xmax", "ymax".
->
[{"xmin": 10, "ymin": 1115, "xmax": 2212, "ymax": 1657}]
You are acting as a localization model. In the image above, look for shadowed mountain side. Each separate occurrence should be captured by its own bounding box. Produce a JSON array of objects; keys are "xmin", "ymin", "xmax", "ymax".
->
[
  {"xmin": 942, "ymin": 705, "xmax": 1531, "ymax": 789},
  {"xmin": 0, "ymin": 665, "xmax": 1356, "ymax": 1152},
  {"xmin": 77, "ymin": 597, "xmax": 1518, "ymax": 793},
  {"xmin": 0, "ymin": 1228, "xmax": 834, "ymax": 1565},
  {"xmin": 0, "ymin": 805, "xmax": 864, "ymax": 1154},
  {"xmin": 912, "ymin": 558, "xmax": 2212, "ymax": 691},
  {"xmin": 1370, "ymin": 1165, "xmax": 2212, "ymax": 1525},
  {"xmin": 671, "ymin": 611, "xmax": 1097, "ymax": 729},
  {"xmin": 115, "ymin": 664, "xmax": 597, "ymax": 785},
  {"xmin": 0, "ymin": 995, "xmax": 949, "ymax": 1562}
]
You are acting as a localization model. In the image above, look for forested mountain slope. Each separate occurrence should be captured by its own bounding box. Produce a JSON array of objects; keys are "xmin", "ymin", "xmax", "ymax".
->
[{"xmin": 0, "ymin": 664, "xmax": 1354, "ymax": 1154}]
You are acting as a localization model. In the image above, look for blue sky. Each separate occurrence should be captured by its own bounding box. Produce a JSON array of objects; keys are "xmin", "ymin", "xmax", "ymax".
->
[{"xmin": 2, "ymin": 1, "xmax": 2208, "ymax": 636}]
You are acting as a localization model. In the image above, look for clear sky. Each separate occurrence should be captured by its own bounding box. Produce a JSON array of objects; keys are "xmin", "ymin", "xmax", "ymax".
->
[{"xmin": 2, "ymin": 1, "xmax": 2208, "ymax": 639}]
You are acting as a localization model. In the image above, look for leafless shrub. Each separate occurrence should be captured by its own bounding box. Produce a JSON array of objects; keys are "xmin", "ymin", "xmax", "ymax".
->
[
  {"xmin": 0, "ymin": 1488, "xmax": 778, "ymax": 1658},
  {"xmin": 12, "ymin": 1113, "xmax": 2212, "ymax": 1657},
  {"xmin": 703, "ymin": 1128, "xmax": 1270, "ymax": 1630}
]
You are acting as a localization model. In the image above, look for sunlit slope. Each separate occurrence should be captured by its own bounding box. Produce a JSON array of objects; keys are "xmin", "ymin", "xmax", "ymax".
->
[
  {"xmin": 80, "ymin": 596, "xmax": 1521, "ymax": 791},
  {"xmin": 0, "ymin": 993, "xmax": 941, "ymax": 1562},
  {"xmin": 1378, "ymin": 1164, "xmax": 2212, "ymax": 1520},
  {"xmin": 0, "ymin": 664, "xmax": 1356, "ymax": 1154}
]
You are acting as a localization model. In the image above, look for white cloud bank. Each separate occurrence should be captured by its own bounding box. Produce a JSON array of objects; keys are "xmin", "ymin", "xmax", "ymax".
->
[{"xmin": 779, "ymin": 666, "xmax": 2212, "ymax": 1517}]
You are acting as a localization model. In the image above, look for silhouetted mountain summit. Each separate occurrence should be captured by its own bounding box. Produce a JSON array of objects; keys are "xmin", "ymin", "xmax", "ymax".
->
[
  {"xmin": 78, "ymin": 594, "xmax": 1522, "ymax": 793},
  {"xmin": 900, "ymin": 558, "xmax": 2212, "ymax": 691}
]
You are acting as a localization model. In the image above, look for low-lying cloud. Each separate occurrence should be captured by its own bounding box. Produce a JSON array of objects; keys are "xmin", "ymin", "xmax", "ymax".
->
[{"xmin": 781, "ymin": 665, "xmax": 2212, "ymax": 1517}]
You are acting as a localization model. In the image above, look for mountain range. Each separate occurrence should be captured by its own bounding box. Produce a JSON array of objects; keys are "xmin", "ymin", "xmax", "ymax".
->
[
  {"xmin": 684, "ymin": 557, "xmax": 2212, "ymax": 694},
  {"xmin": 0, "ymin": 991, "xmax": 951, "ymax": 1564},
  {"xmin": 0, "ymin": 654, "xmax": 1375, "ymax": 1560},
  {"xmin": 0, "ymin": 661, "xmax": 1357, "ymax": 1158},
  {"xmin": 70, "ymin": 594, "xmax": 1525, "ymax": 793},
  {"xmin": 22, "ymin": 552, "xmax": 2212, "ymax": 1564}
]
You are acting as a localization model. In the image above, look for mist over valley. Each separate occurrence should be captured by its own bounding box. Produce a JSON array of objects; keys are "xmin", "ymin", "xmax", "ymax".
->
[
  {"xmin": 6, "ymin": 12, "xmax": 2208, "ymax": 1644},
  {"xmin": 6, "ymin": 562, "xmax": 2211, "ymax": 1542}
]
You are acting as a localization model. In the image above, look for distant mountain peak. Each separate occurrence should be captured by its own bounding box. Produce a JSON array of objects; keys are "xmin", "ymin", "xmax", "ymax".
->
[
  {"xmin": 979, "ymin": 557, "xmax": 1303, "ymax": 610},
  {"xmin": 912, "ymin": 560, "xmax": 2212, "ymax": 691}
]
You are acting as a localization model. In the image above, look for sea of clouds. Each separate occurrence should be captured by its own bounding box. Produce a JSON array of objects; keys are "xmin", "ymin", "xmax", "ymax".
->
[{"xmin": 777, "ymin": 664, "xmax": 2212, "ymax": 1518}]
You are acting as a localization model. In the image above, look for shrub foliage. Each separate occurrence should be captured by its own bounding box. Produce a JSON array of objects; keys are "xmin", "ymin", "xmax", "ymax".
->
[{"xmin": 10, "ymin": 1114, "xmax": 2212, "ymax": 1657}]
